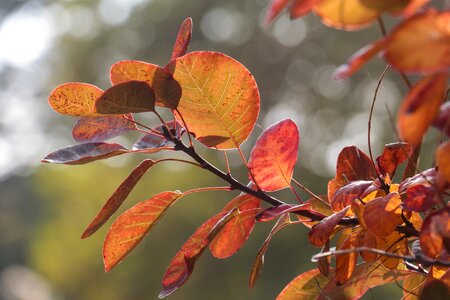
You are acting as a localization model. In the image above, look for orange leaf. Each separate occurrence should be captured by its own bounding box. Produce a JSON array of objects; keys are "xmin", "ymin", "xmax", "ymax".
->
[
  {"xmin": 420, "ymin": 207, "xmax": 450, "ymax": 259},
  {"xmin": 256, "ymin": 203, "xmax": 311, "ymax": 222},
  {"xmin": 376, "ymin": 142, "xmax": 412, "ymax": 178},
  {"xmin": 248, "ymin": 119, "xmax": 299, "ymax": 191},
  {"xmin": 110, "ymin": 60, "xmax": 181, "ymax": 108},
  {"xmin": 290, "ymin": 0, "xmax": 322, "ymax": 19},
  {"xmin": 299, "ymin": 196, "xmax": 333, "ymax": 228},
  {"xmin": 397, "ymin": 74, "xmax": 448, "ymax": 145},
  {"xmin": 403, "ymin": 272, "xmax": 427, "ymax": 300},
  {"xmin": 335, "ymin": 228, "xmax": 363, "ymax": 285},
  {"xmin": 360, "ymin": 231, "xmax": 377, "ymax": 262},
  {"xmin": 102, "ymin": 191, "xmax": 183, "ymax": 272},
  {"xmin": 276, "ymin": 268, "xmax": 330, "ymax": 300},
  {"xmin": 376, "ymin": 231, "xmax": 408, "ymax": 268},
  {"xmin": 96, "ymin": 81, "xmax": 155, "ymax": 114},
  {"xmin": 436, "ymin": 141, "xmax": 450, "ymax": 183},
  {"xmin": 363, "ymin": 192, "xmax": 402, "ymax": 237},
  {"xmin": 82, "ymin": 159, "xmax": 156, "ymax": 238},
  {"xmin": 41, "ymin": 142, "xmax": 128, "ymax": 165},
  {"xmin": 384, "ymin": 10, "xmax": 450, "ymax": 74},
  {"xmin": 331, "ymin": 180, "xmax": 375, "ymax": 212},
  {"xmin": 166, "ymin": 51, "xmax": 260, "ymax": 149},
  {"xmin": 308, "ymin": 206, "xmax": 350, "ymax": 248},
  {"xmin": 265, "ymin": 0, "xmax": 290, "ymax": 24},
  {"xmin": 72, "ymin": 114, "xmax": 137, "ymax": 143},
  {"xmin": 171, "ymin": 17, "xmax": 192, "ymax": 60},
  {"xmin": 419, "ymin": 279, "xmax": 450, "ymax": 300},
  {"xmin": 48, "ymin": 82, "xmax": 103, "ymax": 116}
]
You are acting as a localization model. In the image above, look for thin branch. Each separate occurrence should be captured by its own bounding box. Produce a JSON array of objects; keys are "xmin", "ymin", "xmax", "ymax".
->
[
  {"xmin": 155, "ymin": 158, "xmax": 202, "ymax": 168},
  {"xmin": 124, "ymin": 115, "xmax": 164, "ymax": 136},
  {"xmin": 175, "ymin": 108, "xmax": 194, "ymax": 148},
  {"xmin": 223, "ymin": 150, "xmax": 231, "ymax": 175},
  {"xmin": 184, "ymin": 186, "xmax": 233, "ymax": 195},
  {"xmin": 292, "ymin": 178, "xmax": 328, "ymax": 205}
]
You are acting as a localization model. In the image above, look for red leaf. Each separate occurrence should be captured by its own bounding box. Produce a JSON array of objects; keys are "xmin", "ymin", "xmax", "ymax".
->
[
  {"xmin": 249, "ymin": 214, "xmax": 292, "ymax": 288},
  {"xmin": 171, "ymin": 17, "xmax": 192, "ymax": 60},
  {"xmin": 432, "ymin": 102, "xmax": 450, "ymax": 137},
  {"xmin": 420, "ymin": 207, "xmax": 450, "ymax": 258},
  {"xmin": 400, "ymin": 168, "xmax": 437, "ymax": 192},
  {"xmin": 331, "ymin": 180, "xmax": 375, "ymax": 212},
  {"xmin": 419, "ymin": 279, "xmax": 450, "ymax": 300},
  {"xmin": 328, "ymin": 146, "xmax": 377, "ymax": 203},
  {"xmin": 255, "ymin": 203, "xmax": 311, "ymax": 222},
  {"xmin": 133, "ymin": 120, "xmax": 185, "ymax": 151},
  {"xmin": 103, "ymin": 191, "xmax": 183, "ymax": 272},
  {"xmin": 82, "ymin": 159, "xmax": 156, "ymax": 238},
  {"xmin": 276, "ymin": 268, "xmax": 330, "ymax": 300},
  {"xmin": 96, "ymin": 81, "xmax": 155, "ymax": 114},
  {"xmin": 308, "ymin": 206, "xmax": 350, "ymax": 248},
  {"xmin": 265, "ymin": 0, "xmax": 290, "ymax": 24},
  {"xmin": 376, "ymin": 142, "xmax": 412, "ymax": 178},
  {"xmin": 299, "ymin": 196, "xmax": 334, "ymax": 228},
  {"xmin": 248, "ymin": 119, "xmax": 299, "ymax": 191},
  {"xmin": 160, "ymin": 209, "xmax": 239, "ymax": 298},
  {"xmin": 436, "ymin": 141, "xmax": 450, "ymax": 184},
  {"xmin": 335, "ymin": 228, "xmax": 363, "ymax": 285},
  {"xmin": 41, "ymin": 142, "xmax": 128, "ymax": 165},
  {"xmin": 402, "ymin": 184, "xmax": 437, "ymax": 212},
  {"xmin": 290, "ymin": 0, "xmax": 321, "ymax": 19},
  {"xmin": 397, "ymin": 74, "xmax": 448, "ymax": 145},
  {"xmin": 363, "ymin": 192, "xmax": 402, "ymax": 237},
  {"xmin": 72, "ymin": 114, "xmax": 137, "ymax": 143}
]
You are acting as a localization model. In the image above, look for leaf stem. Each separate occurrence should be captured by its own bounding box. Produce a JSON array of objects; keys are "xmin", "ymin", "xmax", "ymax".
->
[{"xmin": 184, "ymin": 186, "xmax": 233, "ymax": 195}]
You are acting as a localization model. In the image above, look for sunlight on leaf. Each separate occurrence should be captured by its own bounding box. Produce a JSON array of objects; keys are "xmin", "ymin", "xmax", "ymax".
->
[
  {"xmin": 171, "ymin": 17, "xmax": 192, "ymax": 60},
  {"xmin": 308, "ymin": 206, "xmax": 349, "ymax": 248},
  {"xmin": 276, "ymin": 268, "xmax": 330, "ymax": 300},
  {"xmin": 420, "ymin": 207, "xmax": 450, "ymax": 259}
]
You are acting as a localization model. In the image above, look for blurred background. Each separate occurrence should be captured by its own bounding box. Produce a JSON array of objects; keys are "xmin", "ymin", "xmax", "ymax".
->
[{"xmin": 0, "ymin": 0, "xmax": 440, "ymax": 299}]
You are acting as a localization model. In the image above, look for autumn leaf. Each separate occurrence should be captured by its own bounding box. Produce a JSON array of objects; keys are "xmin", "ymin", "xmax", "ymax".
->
[
  {"xmin": 165, "ymin": 51, "xmax": 260, "ymax": 149},
  {"xmin": 265, "ymin": 0, "xmax": 290, "ymax": 24},
  {"xmin": 400, "ymin": 168, "xmax": 437, "ymax": 192},
  {"xmin": 96, "ymin": 81, "xmax": 156, "ymax": 114},
  {"xmin": 420, "ymin": 207, "xmax": 450, "ymax": 259},
  {"xmin": 290, "ymin": 0, "xmax": 322, "ymax": 19},
  {"xmin": 256, "ymin": 203, "xmax": 311, "ymax": 222},
  {"xmin": 299, "ymin": 196, "xmax": 334, "ymax": 228},
  {"xmin": 276, "ymin": 268, "xmax": 330, "ymax": 300},
  {"xmin": 171, "ymin": 17, "xmax": 192, "ymax": 60},
  {"xmin": 419, "ymin": 279, "xmax": 450, "ymax": 300},
  {"xmin": 376, "ymin": 142, "xmax": 412, "ymax": 178},
  {"xmin": 335, "ymin": 228, "xmax": 363, "ymax": 285},
  {"xmin": 402, "ymin": 184, "xmax": 437, "ymax": 212},
  {"xmin": 103, "ymin": 191, "xmax": 183, "ymax": 272},
  {"xmin": 248, "ymin": 119, "xmax": 299, "ymax": 191},
  {"xmin": 132, "ymin": 120, "xmax": 184, "ymax": 151},
  {"xmin": 48, "ymin": 82, "xmax": 103, "ymax": 116},
  {"xmin": 363, "ymin": 192, "xmax": 402, "ymax": 237},
  {"xmin": 82, "ymin": 159, "xmax": 156, "ymax": 238},
  {"xmin": 397, "ymin": 74, "xmax": 448, "ymax": 145},
  {"xmin": 41, "ymin": 142, "xmax": 128, "ymax": 165},
  {"xmin": 432, "ymin": 102, "xmax": 450, "ymax": 137},
  {"xmin": 72, "ymin": 114, "xmax": 137, "ymax": 143},
  {"xmin": 436, "ymin": 141, "xmax": 450, "ymax": 183},
  {"xmin": 360, "ymin": 231, "xmax": 377, "ymax": 262},
  {"xmin": 331, "ymin": 180, "xmax": 375, "ymax": 212},
  {"xmin": 308, "ymin": 206, "xmax": 350, "ymax": 248},
  {"xmin": 403, "ymin": 272, "xmax": 427, "ymax": 300},
  {"xmin": 376, "ymin": 231, "xmax": 408, "ymax": 269}
]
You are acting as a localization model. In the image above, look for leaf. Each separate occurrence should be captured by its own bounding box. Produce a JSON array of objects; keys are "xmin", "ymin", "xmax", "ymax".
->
[
  {"xmin": 363, "ymin": 192, "xmax": 402, "ymax": 237},
  {"xmin": 397, "ymin": 74, "xmax": 448, "ymax": 145},
  {"xmin": 308, "ymin": 206, "xmax": 350, "ymax": 248},
  {"xmin": 159, "ymin": 209, "xmax": 239, "ymax": 298},
  {"xmin": 290, "ymin": 0, "xmax": 321, "ymax": 19},
  {"xmin": 420, "ymin": 207, "xmax": 450, "ymax": 258},
  {"xmin": 171, "ymin": 17, "xmax": 192, "ymax": 60},
  {"xmin": 72, "ymin": 114, "xmax": 137, "ymax": 143},
  {"xmin": 360, "ymin": 231, "xmax": 377, "ymax": 262},
  {"xmin": 48, "ymin": 82, "xmax": 103, "ymax": 116},
  {"xmin": 41, "ymin": 142, "xmax": 128, "ymax": 165},
  {"xmin": 132, "ymin": 120, "xmax": 184, "ymax": 151},
  {"xmin": 384, "ymin": 10, "xmax": 450, "ymax": 74},
  {"xmin": 103, "ymin": 191, "xmax": 183, "ymax": 272},
  {"xmin": 299, "ymin": 196, "xmax": 334, "ymax": 228},
  {"xmin": 403, "ymin": 273, "xmax": 426, "ymax": 300},
  {"xmin": 256, "ymin": 203, "xmax": 311, "ymax": 222},
  {"xmin": 276, "ymin": 268, "xmax": 330, "ymax": 300},
  {"xmin": 96, "ymin": 81, "xmax": 156, "ymax": 114},
  {"xmin": 82, "ymin": 159, "xmax": 156, "ymax": 238},
  {"xmin": 165, "ymin": 51, "xmax": 260, "ymax": 149},
  {"xmin": 110, "ymin": 60, "xmax": 181, "ymax": 108},
  {"xmin": 328, "ymin": 146, "xmax": 377, "ymax": 203},
  {"xmin": 335, "ymin": 228, "xmax": 363, "ymax": 285},
  {"xmin": 432, "ymin": 102, "xmax": 450, "ymax": 137},
  {"xmin": 210, "ymin": 194, "xmax": 261, "ymax": 258},
  {"xmin": 376, "ymin": 142, "xmax": 412, "ymax": 178},
  {"xmin": 331, "ymin": 180, "xmax": 375, "ymax": 212},
  {"xmin": 436, "ymin": 141, "xmax": 450, "ymax": 183},
  {"xmin": 249, "ymin": 214, "xmax": 292, "ymax": 289},
  {"xmin": 376, "ymin": 231, "xmax": 408, "ymax": 269},
  {"xmin": 402, "ymin": 184, "xmax": 437, "ymax": 212},
  {"xmin": 333, "ymin": 38, "xmax": 386, "ymax": 80},
  {"xmin": 248, "ymin": 119, "xmax": 299, "ymax": 191},
  {"xmin": 419, "ymin": 279, "xmax": 450, "ymax": 300},
  {"xmin": 400, "ymin": 168, "xmax": 437, "ymax": 192},
  {"xmin": 265, "ymin": 0, "xmax": 290, "ymax": 24}
]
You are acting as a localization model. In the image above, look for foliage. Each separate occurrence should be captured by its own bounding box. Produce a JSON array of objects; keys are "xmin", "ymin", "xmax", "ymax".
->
[{"xmin": 43, "ymin": 1, "xmax": 450, "ymax": 299}]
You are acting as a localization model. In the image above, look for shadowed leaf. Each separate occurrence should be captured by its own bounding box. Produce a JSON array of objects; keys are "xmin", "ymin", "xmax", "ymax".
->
[
  {"xmin": 256, "ymin": 203, "xmax": 311, "ymax": 222},
  {"xmin": 171, "ymin": 17, "xmax": 192, "ymax": 60},
  {"xmin": 96, "ymin": 81, "xmax": 155, "ymax": 114},
  {"xmin": 48, "ymin": 82, "xmax": 103, "ymax": 116},
  {"xmin": 363, "ymin": 192, "xmax": 402, "ymax": 237},
  {"xmin": 248, "ymin": 119, "xmax": 299, "ymax": 191},
  {"xmin": 432, "ymin": 102, "xmax": 450, "ymax": 137},
  {"xmin": 331, "ymin": 180, "xmax": 374, "ymax": 212},
  {"xmin": 420, "ymin": 207, "xmax": 450, "ymax": 258},
  {"xmin": 419, "ymin": 279, "xmax": 450, "ymax": 300},
  {"xmin": 276, "ymin": 268, "xmax": 330, "ymax": 300},
  {"xmin": 403, "ymin": 272, "xmax": 426, "ymax": 300},
  {"xmin": 376, "ymin": 142, "xmax": 412, "ymax": 177},
  {"xmin": 82, "ymin": 159, "xmax": 156, "ymax": 238},
  {"xmin": 299, "ymin": 196, "xmax": 334, "ymax": 228},
  {"xmin": 132, "ymin": 120, "xmax": 184, "ymax": 151},
  {"xmin": 166, "ymin": 51, "xmax": 260, "ymax": 149},
  {"xmin": 402, "ymin": 184, "xmax": 437, "ymax": 212},
  {"xmin": 103, "ymin": 191, "xmax": 183, "ymax": 272},
  {"xmin": 376, "ymin": 231, "xmax": 408, "ymax": 269},
  {"xmin": 400, "ymin": 168, "xmax": 437, "ymax": 192},
  {"xmin": 41, "ymin": 142, "xmax": 128, "ymax": 165},
  {"xmin": 265, "ymin": 0, "xmax": 290, "ymax": 24},
  {"xmin": 308, "ymin": 206, "xmax": 350, "ymax": 248}
]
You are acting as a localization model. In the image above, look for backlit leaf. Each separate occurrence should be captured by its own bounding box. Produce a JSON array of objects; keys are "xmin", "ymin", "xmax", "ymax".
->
[
  {"xmin": 265, "ymin": 0, "xmax": 290, "ymax": 24},
  {"xmin": 72, "ymin": 114, "xmax": 137, "ymax": 143},
  {"xmin": 308, "ymin": 206, "xmax": 350, "ymax": 248},
  {"xmin": 376, "ymin": 142, "xmax": 412, "ymax": 178},
  {"xmin": 41, "ymin": 142, "xmax": 128, "ymax": 165},
  {"xmin": 132, "ymin": 120, "xmax": 184, "ymax": 151},
  {"xmin": 436, "ymin": 141, "xmax": 450, "ymax": 183},
  {"xmin": 256, "ymin": 203, "xmax": 311, "ymax": 222},
  {"xmin": 397, "ymin": 74, "xmax": 448, "ymax": 145},
  {"xmin": 363, "ymin": 192, "xmax": 402, "ymax": 237},
  {"xmin": 403, "ymin": 272, "xmax": 426, "ymax": 300},
  {"xmin": 384, "ymin": 10, "xmax": 450, "ymax": 74},
  {"xmin": 420, "ymin": 207, "xmax": 450, "ymax": 258},
  {"xmin": 82, "ymin": 159, "xmax": 156, "ymax": 238},
  {"xmin": 96, "ymin": 81, "xmax": 155, "ymax": 114},
  {"xmin": 400, "ymin": 168, "xmax": 437, "ymax": 192},
  {"xmin": 432, "ymin": 102, "xmax": 450, "ymax": 137},
  {"xmin": 335, "ymin": 227, "xmax": 363, "ymax": 285},
  {"xmin": 166, "ymin": 51, "xmax": 260, "ymax": 149},
  {"xmin": 103, "ymin": 191, "xmax": 183, "ymax": 272},
  {"xmin": 48, "ymin": 82, "xmax": 103, "ymax": 116},
  {"xmin": 376, "ymin": 231, "xmax": 408, "ymax": 268},
  {"xmin": 276, "ymin": 268, "xmax": 330, "ymax": 300},
  {"xmin": 360, "ymin": 231, "xmax": 377, "ymax": 262},
  {"xmin": 402, "ymin": 184, "xmax": 437, "ymax": 212},
  {"xmin": 171, "ymin": 17, "xmax": 192, "ymax": 60},
  {"xmin": 331, "ymin": 180, "xmax": 374, "ymax": 212},
  {"xmin": 299, "ymin": 196, "xmax": 334, "ymax": 228},
  {"xmin": 248, "ymin": 119, "xmax": 299, "ymax": 191},
  {"xmin": 110, "ymin": 60, "xmax": 181, "ymax": 108}
]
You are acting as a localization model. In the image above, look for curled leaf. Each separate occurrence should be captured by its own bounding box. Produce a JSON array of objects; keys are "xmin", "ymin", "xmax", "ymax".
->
[
  {"xmin": 308, "ymin": 206, "xmax": 350, "ymax": 248},
  {"xmin": 331, "ymin": 180, "xmax": 375, "ymax": 212},
  {"xmin": 376, "ymin": 142, "xmax": 412, "ymax": 178},
  {"xmin": 171, "ymin": 17, "xmax": 192, "ymax": 60}
]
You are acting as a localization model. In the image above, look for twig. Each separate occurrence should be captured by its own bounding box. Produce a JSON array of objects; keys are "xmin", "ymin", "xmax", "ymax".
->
[
  {"xmin": 184, "ymin": 186, "xmax": 233, "ymax": 195},
  {"xmin": 292, "ymin": 178, "xmax": 328, "ymax": 205}
]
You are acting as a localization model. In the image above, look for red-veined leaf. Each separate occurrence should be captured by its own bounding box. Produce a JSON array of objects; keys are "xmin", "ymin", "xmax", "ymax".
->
[
  {"xmin": 363, "ymin": 192, "xmax": 402, "ymax": 237},
  {"xmin": 335, "ymin": 227, "xmax": 363, "ymax": 285},
  {"xmin": 48, "ymin": 82, "xmax": 103, "ymax": 116},
  {"xmin": 436, "ymin": 141, "xmax": 450, "ymax": 183},
  {"xmin": 41, "ymin": 142, "xmax": 128, "ymax": 165},
  {"xmin": 308, "ymin": 206, "xmax": 350, "ymax": 248},
  {"xmin": 103, "ymin": 191, "xmax": 183, "ymax": 272},
  {"xmin": 166, "ymin": 51, "xmax": 260, "ymax": 149},
  {"xmin": 110, "ymin": 60, "xmax": 181, "ymax": 108},
  {"xmin": 132, "ymin": 120, "xmax": 184, "ymax": 151},
  {"xmin": 72, "ymin": 114, "xmax": 137, "ymax": 142},
  {"xmin": 96, "ymin": 81, "xmax": 155, "ymax": 114},
  {"xmin": 397, "ymin": 74, "xmax": 448, "ymax": 145},
  {"xmin": 400, "ymin": 168, "xmax": 437, "ymax": 192},
  {"xmin": 171, "ymin": 17, "xmax": 192, "ymax": 60},
  {"xmin": 403, "ymin": 272, "xmax": 427, "ymax": 300},
  {"xmin": 331, "ymin": 180, "xmax": 375, "ymax": 212},
  {"xmin": 402, "ymin": 184, "xmax": 437, "ymax": 212},
  {"xmin": 432, "ymin": 102, "xmax": 450, "ymax": 137},
  {"xmin": 265, "ymin": 0, "xmax": 290, "ymax": 24},
  {"xmin": 256, "ymin": 203, "xmax": 311, "ymax": 222},
  {"xmin": 420, "ymin": 207, "xmax": 450, "ymax": 258},
  {"xmin": 249, "ymin": 214, "xmax": 292, "ymax": 288},
  {"xmin": 376, "ymin": 142, "xmax": 412, "ymax": 178},
  {"xmin": 248, "ymin": 119, "xmax": 299, "ymax": 191},
  {"xmin": 159, "ymin": 209, "xmax": 239, "ymax": 298},
  {"xmin": 82, "ymin": 159, "xmax": 156, "ymax": 238},
  {"xmin": 290, "ymin": 0, "xmax": 321, "ymax": 19},
  {"xmin": 419, "ymin": 279, "xmax": 450, "ymax": 300},
  {"xmin": 276, "ymin": 268, "xmax": 330, "ymax": 300}
]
